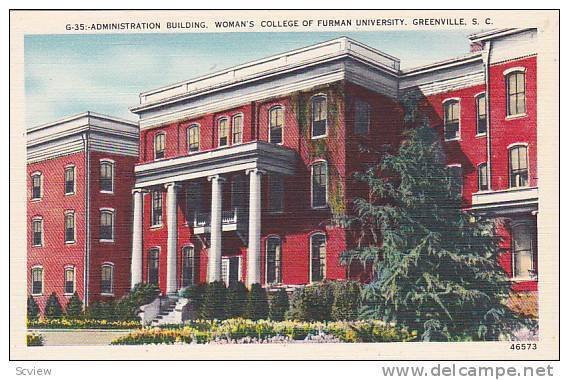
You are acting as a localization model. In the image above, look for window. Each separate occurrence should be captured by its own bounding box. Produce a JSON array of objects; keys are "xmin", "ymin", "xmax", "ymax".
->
[
  {"xmin": 64, "ymin": 212, "xmax": 75, "ymax": 243},
  {"xmin": 268, "ymin": 174, "xmax": 284, "ymax": 213},
  {"xmin": 31, "ymin": 267, "xmax": 43, "ymax": 295},
  {"xmin": 187, "ymin": 124, "xmax": 200, "ymax": 153},
  {"xmin": 181, "ymin": 246, "xmax": 196, "ymax": 287},
  {"xmin": 311, "ymin": 161, "xmax": 328, "ymax": 208},
  {"xmin": 154, "ymin": 133, "xmax": 165, "ymax": 160},
  {"xmin": 64, "ymin": 166, "xmax": 75, "ymax": 194},
  {"xmin": 218, "ymin": 118, "xmax": 229, "ymax": 147},
  {"xmin": 151, "ymin": 191, "xmax": 163, "ymax": 226},
  {"xmin": 506, "ymin": 71, "xmax": 526, "ymax": 116},
  {"xmin": 232, "ymin": 115, "xmax": 243, "ymax": 145},
  {"xmin": 311, "ymin": 96, "xmax": 327, "ymax": 138},
  {"xmin": 476, "ymin": 94, "xmax": 487, "ymax": 135},
  {"xmin": 355, "ymin": 100, "xmax": 371, "ymax": 135},
  {"xmin": 64, "ymin": 267, "xmax": 75, "ymax": 294},
  {"xmin": 310, "ymin": 233, "xmax": 326, "ymax": 282},
  {"xmin": 32, "ymin": 218, "xmax": 43, "ymax": 247},
  {"xmin": 266, "ymin": 237, "xmax": 282, "ymax": 284},
  {"xmin": 31, "ymin": 173, "xmax": 42, "ymax": 200},
  {"xmin": 478, "ymin": 163, "xmax": 489, "ymax": 191},
  {"xmin": 509, "ymin": 145, "xmax": 529, "ymax": 188},
  {"xmin": 443, "ymin": 99, "xmax": 460, "ymax": 140},
  {"xmin": 448, "ymin": 165, "xmax": 463, "ymax": 196},
  {"xmin": 148, "ymin": 249, "xmax": 159, "ymax": 286},
  {"xmin": 186, "ymin": 183, "xmax": 202, "ymax": 224},
  {"xmin": 511, "ymin": 222, "xmax": 536, "ymax": 279},
  {"xmin": 101, "ymin": 264, "xmax": 114, "ymax": 294},
  {"xmin": 100, "ymin": 209, "xmax": 114, "ymax": 241},
  {"xmin": 269, "ymin": 107, "xmax": 284, "ymax": 144},
  {"xmin": 100, "ymin": 160, "xmax": 114, "ymax": 193}
]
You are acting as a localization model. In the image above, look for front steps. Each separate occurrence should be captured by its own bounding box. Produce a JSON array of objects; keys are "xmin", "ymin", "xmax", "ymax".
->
[{"xmin": 150, "ymin": 297, "xmax": 189, "ymax": 326}]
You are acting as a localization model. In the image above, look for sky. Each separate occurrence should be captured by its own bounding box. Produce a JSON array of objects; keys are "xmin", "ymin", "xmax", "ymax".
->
[{"xmin": 24, "ymin": 30, "xmax": 485, "ymax": 127}]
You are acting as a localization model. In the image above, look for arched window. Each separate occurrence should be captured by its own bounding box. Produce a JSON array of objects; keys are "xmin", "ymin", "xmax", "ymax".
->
[
  {"xmin": 101, "ymin": 263, "xmax": 114, "ymax": 294},
  {"xmin": 265, "ymin": 236, "xmax": 282, "ymax": 284},
  {"xmin": 269, "ymin": 106, "xmax": 284, "ymax": 144},
  {"xmin": 31, "ymin": 217, "xmax": 43, "ymax": 247},
  {"xmin": 310, "ymin": 233, "xmax": 326, "ymax": 282},
  {"xmin": 232, "ymin": 115, "xmax": 243, "ymax": 145},
  {"xmin": 154, "ymin": 132, "xmax": 165, "ymax": 160},
  {"xmin": 509, "ymin": 145, "xmax": 529, "ymax": 188},
  {"xmin": 31, "ymin": 172, "xmax": 42, "ymax": 200},
  {"xmin": 31, "ymin": 266, "xmax": 43, "ymax": 295},
  {"xmin": 187, "ymin": 124, "xmax": 200, "ymax": 153},
  {"xmin": 64, "ymin": 266, "xmax": 75, "ymax": 294},
  {"xmin": 506, "ymin": 70, "xmax": 526, "ymax": 116},
  {"xmin": 511, "ymin": 221, "xmax": 537, "ymax": 279},
  {"xmin": 148, "ymin": 249, "xmax": 159, "ymax": 285},
  {"xmin": 476, "ymin": 93, "xmax": 487, "ymax": 135},
  {"xmin": 64, "ymin": 211, "xmax": 75, "ymax": 243},
  {"xmin": 443, "ymin": 99, "xmax": 460, "ymax": 140},
  {"xmin": 478, "ymin": 163, "xmax": 488, "ymax": 192},
  {"xmin": 99, "ymin": 209, "xmax": 115, "ymax": 242},
  {"xmin": 181, "ymin": 246, "xmax": 197, "ymax": 287},
  {"xmin": 100, "ymin": 160, "xmax": 114, "ymax": 193},
  {"xmin": 218, "ymin": 118, "xmax": 229, "ymax": 147},
  {"xmin": 311, "ymin": 95, "xmax": 327, "ymax": 138},
  {"xmin": 311, "ymin": 161, "xmax": 328, "ymax": 208}
]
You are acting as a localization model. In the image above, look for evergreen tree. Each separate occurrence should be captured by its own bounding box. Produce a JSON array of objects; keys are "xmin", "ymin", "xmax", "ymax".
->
[
  {"xmin": 27, "ymin": 296, "xmax": 40, "ymax": 321},
  {"xmin": 200, "ymin": 281, "xmax": 227, "ymax": 320},
  {"xmin": 225, "ymin": 281, "xmax": 249, "ymax": 318},
  {"xmin": 65, "ymin": 292, "xmax": 84, "ymax": 319},
  {"xmin": 342, "ymin": 123, "xmax": 528, "ymax": 341},
  {"xmin": 269, "ymin": 288, "xmax": 290, "ymax": 321},
  {"xmin": 44, "ymin": 292, "xmax": 63, "ymax": 319},
  {"xmin": 246, "ymin": 283, "xmax": 269, "ymax": 321}
]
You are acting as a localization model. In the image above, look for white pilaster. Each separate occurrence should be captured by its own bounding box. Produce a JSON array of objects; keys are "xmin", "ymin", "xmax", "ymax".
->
[
  {"xmin": 165, "ymin": 182, "xmax": 179, "ymax": 294},
  {"xmin": 246, "ymin": 168, "xmax": 263, "ymax": 287},
  {"xmin": 207, "ymin": 175, "xmax": 225, "ymax": 282},
  {"xmin": 130, "ymin": 189, "xmax": 144, "ymax": 289}
]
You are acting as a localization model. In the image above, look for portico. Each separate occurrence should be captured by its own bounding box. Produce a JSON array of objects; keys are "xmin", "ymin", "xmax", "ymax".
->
[{"xmin": 130, "ymin": 141, "xmax": 297, "ymax": 292}]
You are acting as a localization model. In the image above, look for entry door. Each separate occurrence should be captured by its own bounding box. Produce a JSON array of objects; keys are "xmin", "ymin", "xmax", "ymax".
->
[{"xmin": 221, "ymin": 256, "xmax": 242, "ymax": 286}]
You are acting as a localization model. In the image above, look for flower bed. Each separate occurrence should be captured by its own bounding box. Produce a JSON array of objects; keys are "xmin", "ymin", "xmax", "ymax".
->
[
  {"xmin": 28, "ymin": 318, "xmax": 140, "ymax": 330},
  {"xmin": 111, "ymin": 319, "xmax": 415, "ymax": 345},
  {"xmin": 27, "ymin": 333, "xmax": 44, "ymax": 346}
]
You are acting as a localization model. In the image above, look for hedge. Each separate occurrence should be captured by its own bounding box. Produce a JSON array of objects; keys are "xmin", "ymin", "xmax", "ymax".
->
[{"xmin": 27, "ymin": 318, "xmax": 140, "ymax": 329}]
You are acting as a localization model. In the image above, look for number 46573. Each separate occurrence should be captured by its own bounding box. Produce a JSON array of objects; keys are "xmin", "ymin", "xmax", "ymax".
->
[{"xmin": 510, "ymin": 343, "xmax": 537, "ymax": 350}]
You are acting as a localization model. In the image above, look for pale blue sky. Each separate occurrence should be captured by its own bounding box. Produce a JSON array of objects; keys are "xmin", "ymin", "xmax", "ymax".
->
[{"xmin": 25, "ymin": 30, "xmax": 485, "ymax": 127}]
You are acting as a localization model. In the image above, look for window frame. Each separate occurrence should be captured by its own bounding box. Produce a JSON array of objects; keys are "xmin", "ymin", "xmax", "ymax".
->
[
  {"xmin": 31, "ymin": 217, "xmax": 44, "ymax": 247},
  {"xmin": 311, "ymin": 95, "xmax": 328, "ymax": 139},
  {"xmin": 508, "ymin": 144, "xmax": 530, "ymax": 189},
  {"xmin": 231, "ymin": 114, "xmax": 244, "ymax": 145},
  {"xmin": 268, "ymin": 106, "xmax": 284, "ymax": 145},
  {"xmin": 99, "ymin": 159, "xmax": 115, "ymax": 194},
  {"xmin": 310, "ymin": 160, "xmax": 328, "ymax": 209},
  {"xmin": 31, "ymin": 172, "xmax": 43, "ymax": 200},
  {"xmin": 447, "ymin": 164, "xmax": 463, "ymax": 197},
  {"xmin": 180, "ymin": 245, "xmax": 197, "ymax": 287},
  {"xmin": 218, "ymin": 117, "xmax": 230, "ymax": 147},
  {"xmin": 475, "ymin": 93, "xmax": 487, "ymax": 136},
  {"xmin": 504, "ymin": 68, "xmax": 527, "ymax": 118},
  {"xmin": 354, "ymin": 99, "xmax": 371, "ymax": 135},
  {"xmin": 267, "ymin": 174, "xmax": 284, "ymax": 213},
  {"xmin": 63, "ymin": 265, "xmax": 76, "ymax": 295},
  {"xmin": 99, "ymin": 208, "xmax": 115, "ymax": 242},
  {"xmin": 64, "ymin": 210, "xmax": 76, "ymax": 244},
  {"xmin": 477, "ymin": 163, "xmax": 489, "ymax": 192},
  {"xmin": 265, "ymin": 236, "xmax": 282, "ymax": 285},
  {"xmin": 147, "ymin": 248, "xmax": 160, "ymax": 286},
  {"xmin": 64, "ymin": 165, "xmax": 76, "ymax": 195},
  {"xmin": 187, "ymin": 124, "xmax": 200, "ymax": 153},
  {"xmin": 510, "ymin": 221, "xmax": 537, "ymax": 281},
  {"xmin": 309, "ymin": 232, "xmax": 327, "ymax": 283},
  {"xmin": 443, "ymin": 98, "xmax": 461, "ymax": 141},
  {"xmin": 31, "ymin": 266, "xmax": 44, "ymax": 296},
  {"xmin": 100, "ymin": 263, "xmax": 115, "ymax": 296},
  {"xmin": 151, "ymin": 191, "xmax": 163, "ymax": 227},
  {"xmin": 154, "ymin": 132, "xmax": 166, "ymax": 160}
]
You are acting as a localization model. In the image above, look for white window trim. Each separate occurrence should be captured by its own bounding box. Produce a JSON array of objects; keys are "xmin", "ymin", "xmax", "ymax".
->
[
  {"xmin": 150, "ymin": 191, "xmax": 163, "ymax": 228},
  {"xmin": 310, "ymin": 160, "xmax": 328, "ymax": 209},
  {"xmin": 311, "ymin": 94, "xmax": 328, "ymax": 140},
  {"xmin": 503, "ymin": 66, "xmax": 527, "ymax": 76},
  {"xmin": 64, "ymin": 210, "xmax": 76, "ymax": 244},
  {"xmin": 147, "ymin": 247, "xmax": 161, "ymax": 285},
  {"xmin": 309, "ymin": 232, "xmax": 326, "ymax": 284},
  {"xmin": 476, "ymin": 163, "xmax": 490, "ymax": 193},
  {"xmin": 64, "ymin": 164, "xmax": 76, "ymax": 195},
  {"xmin": 231, "ymin": 114, "xmax": 244, "ymax": 146},
  {"xmin": 31, "ymin": 216, "xmax": 44, "ymax": 247},
  {"xmin": 268, "ymin": 106, "xmax": 285, "ymax": 145},
  {"xmin": 187, "ymin": 123, "xmax": 201, "ymax": 154},
  {"xmin": 217, "ymin": 117, "xmax": 230, "ymax": 148},
  {"xmin": 31, "ymin": 265, "xmax": 44, "ymax": 296},
  {"xmin": 180, "ymin": 244, "xmax": 196, "ymax": 286},
  {"xmin": 474, "ymin": 92, "xmax": 487, "ymax": 137},
  {"xmin": 446, "ymin": 163, "xmax": 463, "ymax": 195},
  {"xmin": 507, "ymin": 143, "xmax": 530, "ymax": 190},
  {"xmin": 510, "ymin": 220, "xmax": 536, "ymax": 282},
  {"xmin": 63, "ymin": 265, "xmax": 76, "ymax": 295},
  {"xmin": 354, "ymin": 99, "xmax": 371, "ymax": 135},
  {"xmin": 442, "ymin": 98, "xmax": 461, "ymax": 142},
  {"xmin": 221, "ymin": 256, "xmax": 242, "ymax": 287},
  {"xmin": 504, "ymin": 68, "xmax": 527, "ymax": 119},
  {"xmin": 264, "ymin": 235, "xmax": 282, "ymax": 285},
  {"xmin": 99, "ymin": 207, "xmax": 116, "ymax": 243},
  {"xmin": 99, "ymin": 159, "xmax": 115, "ymax": 194},
  {"xmin": 100, "ymin": 262, "xmax": 115, "ymax": 296},
  {"xmin": 154, "ymin": 132, "xmax": 166, "ymax": 161},
  {"xmin": 30, "ymin": 171, "xmax": 43, "ymax": 201}
]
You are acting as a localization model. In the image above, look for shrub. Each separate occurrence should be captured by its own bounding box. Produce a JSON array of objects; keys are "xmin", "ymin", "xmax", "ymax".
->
[
  {"xmin": 26, "ymin": 333, "xmax": 44, "ymax": 346},
  {"xmin": 27, "ymin": 296, "xmax": 40, "ymax": 321},
  {"xmin": 246, "ymin": 283, "xmax": 269, "ymax": 321},
  {"xmin": 86, "ymin": 300, "xmax": 116, "ymax": 321},
  {"xmin": 182, "ymin": 283, "xmax": 208, "ymax": 318},
  {"xmin": 200, "ymin": 281, "xmax": 227, "ymax": 320},
  {"xmin": 113, "ymin": 283, "xmax": 161, "ymax": 321},
  {"xmin": 286, "ymin": 282, "xmax": 334, "ymax": 321},
  {"xmin": 27, "ymin": 318, "xmax": 140, "ymax": 329},
  {"xmin": 65, "ymin": 292, "xmax": 84, "ymax": 319},
  {"xmin": 44, "ymin": 293, "xmax": 63, "ymax": 319},
  {"xmin": 269, "ymin": 288, "xmax": 289, "ymax": 321},
  {"xmin": 331, "ymin": 281, "xmax": 361, "ymax": 321},
  {"xmin": 225, "ymin": 281, "xmax": 249, "ymax": 318}
]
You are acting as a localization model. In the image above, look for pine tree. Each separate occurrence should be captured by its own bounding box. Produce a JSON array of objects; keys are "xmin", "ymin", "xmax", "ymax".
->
[
  {"xmin": 342, "ymin": 123, "xmax": 528, "ymax": 341},
  {"xmin": 27, "ymin": 296, "xmax": 41, "ymax": 321},
  {"xmin": 225, "ymin": 281, "xmax": 248, "ymax": 318},
  {"xmin": 65, "ymin": 292, "xmax": 84, "ymax": 319},
  {"xmin": 44, "ymin": 292, "xmax": 63, "ymax": 319},
  {"xmin": 246, "ymin": 283, "xmax": 269, "ymax": 321},
  {"xmin": 200, "ymin": 281, "xmax": 227, "ymax": 320},
  {"xmin": 269, "ymin": 288, "xmax": 290, "ymax": 321}
]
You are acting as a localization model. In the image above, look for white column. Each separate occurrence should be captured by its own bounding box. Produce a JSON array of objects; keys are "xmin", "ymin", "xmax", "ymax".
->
[
  {"xmin": 207, "ymin": 175, "xmax": 225, "ymax": 282},
  {"xmin": 130, "ymin": 189, "xmax": 144, "ymax": 289},
  {"xmin": 165, "ymin": 182, "xmax": 179, "ymax": 295},
  {"xmin": 246, "ymin": 168, "xmax": 263, "ymax": 287}
]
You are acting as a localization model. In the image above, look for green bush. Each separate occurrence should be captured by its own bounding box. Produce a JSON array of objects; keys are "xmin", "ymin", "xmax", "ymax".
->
[
  {"xmin": 286, "ymin": 282, "xmax": 334, "ymax": 321},
  {"xmin": 44, "ymin": 292, "xmax": 63, "ymax": 319},
  {"xmin": 225, "ymin": 281, "xmax": 249, "ymax": 318},
  {"xmin": 86, "ymin": 300, "xmax": 116, "ymax": 320},
  {"xmin": 246, "ymin": 283, "xmax": 269, "ymax": 321},
  {"xmin": 331, "ymin": 281, "xmax": 361, "ymax": 321},
  {"xmin": 65, "ymin": 292, "xmax": 84, "ymax": 319},
  {"xmin": 26, "ymin": 333, "xmax": 44, "ymax": 346},
  {"xmin": 269, "ymin": 288, "xmax": 289, "ymax": 321},
  {"xmin": 112, "ymin": 283, "xmax": 161, "ymax": 321},
  {"xmin": 181, "ymin": 283, "xmax": 207, "ymax": 318},
  {"xmin": 27, "ymin": 296, "xmax": 40, "ymax": 321},
  {"xmin": 200, "ymin": 281, "xmax": 227, "ymax": 320}
]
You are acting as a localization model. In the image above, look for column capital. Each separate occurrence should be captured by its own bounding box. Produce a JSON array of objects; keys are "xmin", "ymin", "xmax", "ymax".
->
[
  {"xmin": 132, "ymin": 188, "xmax": 148, "ymax": 195},
  {"xmin": 164, "ymin": 182, "xmax": 181, "ymax": 190},
  {"xmin": 246, "ymin": 168, "xmax": 266, "ymax": 176},
  {"xmin": 207, "ymin": 174, "xmax": 226, "ymax": 182}
]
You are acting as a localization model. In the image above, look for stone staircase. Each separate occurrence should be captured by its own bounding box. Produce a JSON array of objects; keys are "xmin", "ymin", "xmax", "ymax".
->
[{"xmin": 150, "ymin": 297, "xmax": 189, "ymax": 326}]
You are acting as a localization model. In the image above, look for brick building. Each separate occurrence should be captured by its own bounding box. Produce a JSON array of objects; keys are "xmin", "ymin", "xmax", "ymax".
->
[{"xmin": 27, "ymin": 112, "xmax": 139, "ymax": 310}]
